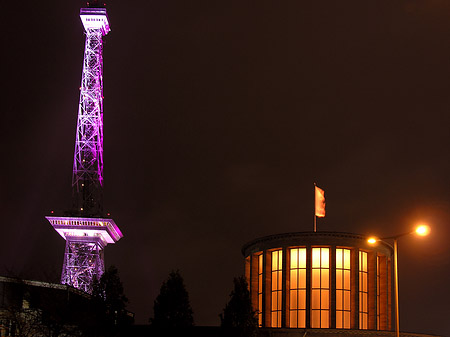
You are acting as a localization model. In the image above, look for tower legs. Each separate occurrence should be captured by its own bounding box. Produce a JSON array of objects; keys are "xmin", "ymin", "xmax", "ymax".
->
[{"xmin": 61, "ymin": 237, "xmax": 105, "ymax": 293}]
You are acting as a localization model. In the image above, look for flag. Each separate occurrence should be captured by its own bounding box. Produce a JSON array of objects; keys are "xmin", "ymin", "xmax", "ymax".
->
[{"xmin": 315, "ymin": 186, "xmax": 326, "ymax": 217}]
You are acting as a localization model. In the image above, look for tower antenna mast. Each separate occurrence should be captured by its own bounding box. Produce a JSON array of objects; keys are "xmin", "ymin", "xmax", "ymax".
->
[{"xmin": 46, "ymin": 2, "xmax": 122, "ymax": 294}]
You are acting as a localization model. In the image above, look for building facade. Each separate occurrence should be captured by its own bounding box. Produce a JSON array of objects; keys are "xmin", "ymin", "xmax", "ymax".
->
[
  {"xmin": 242, "ymin": 232, "xmax": 393, "ymax": 331},
  {"xmin": 0, "ymin": 276, "xmax": 91, "ymax": 336}
]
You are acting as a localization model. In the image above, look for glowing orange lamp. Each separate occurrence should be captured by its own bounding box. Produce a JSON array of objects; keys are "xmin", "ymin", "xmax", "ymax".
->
[{"xmin": 367, "ymin": 223, "xmax": 430, "ymax": 337}]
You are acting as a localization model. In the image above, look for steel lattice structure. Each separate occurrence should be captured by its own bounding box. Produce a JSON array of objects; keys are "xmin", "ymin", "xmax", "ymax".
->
[
  {"xmin": 46, "ymin": 217, "xmax": 122, "ymax": 293},
  {"xmin": 73, "ymin": 8, "xmax": 108, "ymax": 216},
  {"xmin": 46, "ymin": 5, "xmax": 122, "ymax": 294},
  {"xmin": 61, "ymin": 238, "xmax": 104, "ymax": 293}
]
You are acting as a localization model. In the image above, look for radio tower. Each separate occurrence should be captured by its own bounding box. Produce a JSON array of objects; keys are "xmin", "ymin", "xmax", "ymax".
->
[{"xmin": 46, "ymin": 1, "xmax": 122, "ymax": 294}]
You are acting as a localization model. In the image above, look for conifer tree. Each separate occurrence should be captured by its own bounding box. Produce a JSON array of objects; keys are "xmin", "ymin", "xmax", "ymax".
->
[
  {"xmin": 220, "ymin": 276, "xmax": 258, "ymax": 337},
  {"xmin": 89, "ymin": 266, "xmax": 132, "ymax": 336},
  {"xmin": 150, "ymin": 270, "xmax": 194, "ymax": 330}
]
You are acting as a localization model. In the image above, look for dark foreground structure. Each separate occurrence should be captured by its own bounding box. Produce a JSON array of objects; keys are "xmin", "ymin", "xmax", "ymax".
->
[
  {"xmin": 242, "ymin": 231, "xmax": 440, "ymax": 337},
  {"xmin": 0, "ymin": 276, "xmax": 91, "ymax": 336},
  {"xmin": 0, "ymin": 231, "xmax": 440, "ymax": 337},
  {"xmin": 127, "ymin": 326, "xmax": 440, "ymax": 337},
  {"xmin": 257, "ymin": 329, "xmax": 441, "ymax": 337}
]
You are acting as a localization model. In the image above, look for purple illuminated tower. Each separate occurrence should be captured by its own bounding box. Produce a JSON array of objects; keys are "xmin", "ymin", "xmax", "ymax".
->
[{"xmin": 46, "ymin": 3, "xmax": 122, "ymax": 294}]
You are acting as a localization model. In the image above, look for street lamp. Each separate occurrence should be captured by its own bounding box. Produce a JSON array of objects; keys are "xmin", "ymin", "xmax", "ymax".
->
[{"xmin": 367, "ymin": 224, "xmax": 430, "ymax": 337}]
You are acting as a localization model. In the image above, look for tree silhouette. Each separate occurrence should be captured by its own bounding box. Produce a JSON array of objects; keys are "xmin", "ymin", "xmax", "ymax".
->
[
  {"xmin": 150, "ymin": 270, "xmax": 194, "ymax": 331},
  {"xmin": 88, "ymin": 266, "xmax": 132, "ymax": 336},
  {"xmin": 220, "ymin": 276, "xmax": 258, "ymax": 337}
]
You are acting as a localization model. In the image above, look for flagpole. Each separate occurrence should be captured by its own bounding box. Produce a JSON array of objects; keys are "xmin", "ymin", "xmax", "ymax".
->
[{"xmin": 314, "ymin": 183, "xmax": 317, "ymax": 232}]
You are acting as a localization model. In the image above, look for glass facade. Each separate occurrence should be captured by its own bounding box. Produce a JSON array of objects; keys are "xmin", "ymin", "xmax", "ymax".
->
[
  {"xmin": 244, "ymin": 234, "xmax": 392, "ymax": 331},
  {"xmin": 271, "ymin": 250, "xmax": 282, "ymax": 327},
  {"xmin": 336, "ymin": 248, "xmax": 351, "ymax": 329},
  {"xmin": 311, "ymin": 247, "xmax": 330, "ymax": 328},
  {"xmin": 289, "ymin": 248, "xmax": 307, "ymax": 328},
  {"xmin": 359, "ymin": 251, "xmax": 368, "ymax": 329},
  {"xmin": 258, "ymin": 253, "xmax": 263, "ymax": 327}
]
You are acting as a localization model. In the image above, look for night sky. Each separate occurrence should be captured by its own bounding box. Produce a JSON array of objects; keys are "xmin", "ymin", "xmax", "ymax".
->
[{"xmin": 1, "ymin": 1, "xmax": 449, "ymax": 336}]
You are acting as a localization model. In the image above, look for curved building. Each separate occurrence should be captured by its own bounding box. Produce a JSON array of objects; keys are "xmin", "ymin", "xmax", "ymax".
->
[{"xmin": 242, "ymin": 232, "xmax": 393, "ymax": 331}]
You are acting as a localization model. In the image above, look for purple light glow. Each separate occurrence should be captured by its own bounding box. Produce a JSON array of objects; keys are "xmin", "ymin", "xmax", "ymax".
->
[
  {"xmin": 46, "ymin": 216, "xmax": 123, "ymax": 244},
  {"xmin": 72, "ymin": 7, "xmax": 109, "ymax": 216},
  {"xmin": 45, "ymin": 6, "xmax": 122, "ymax": 294}
]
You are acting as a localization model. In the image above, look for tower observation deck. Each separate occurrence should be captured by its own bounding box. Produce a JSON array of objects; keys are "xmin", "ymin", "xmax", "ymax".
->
[{"xmin": 46, "ymin": 3, "xmax": 122, "ymax": 294}]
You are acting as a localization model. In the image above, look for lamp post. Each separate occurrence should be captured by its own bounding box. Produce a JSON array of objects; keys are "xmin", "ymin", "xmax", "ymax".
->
[{"xmin": 368, "ymin": 225, "xmax": 430, "ymax": 337}]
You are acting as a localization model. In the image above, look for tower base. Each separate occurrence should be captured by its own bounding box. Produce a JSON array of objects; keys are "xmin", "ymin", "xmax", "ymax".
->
[
  {"xmin": 46, "ymin": 215, "xmax": 123, "ymax": 294},
  {"xmin": 61, "ymin": 236, "xmax": 105, "ymax": 293}
]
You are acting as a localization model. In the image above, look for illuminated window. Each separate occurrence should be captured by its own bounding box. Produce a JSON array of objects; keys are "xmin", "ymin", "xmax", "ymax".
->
[
  {"xmin": 377, "ymin": 255, "xmax": 380, "ymax": 330},
  {"xmin": 271, "ymin": 250, "xmax": 282, "ymax": 327},
  {"xmin": 258, "ymin": 253, "xmax": 263, "ymax": 327},
  {"xmin": 359, "ymin": 251, "xmax": 368, "ymax": 329},
  {"xmin": 289, "ymin": 248, "xmax": 306, "ymax": 328},
  {"xmin": 336, "ymin": 248, "xmax": 351, "ymax": 329},
  {"xmin": 311, "ymin": 247, "xmax": 329, "ymax": 328}
]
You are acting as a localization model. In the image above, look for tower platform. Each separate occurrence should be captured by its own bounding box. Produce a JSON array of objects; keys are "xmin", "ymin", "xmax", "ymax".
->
[
  {"xmin": 47, "ymin": 4, "xmax": 122, "ymax": 294},
  {"xmin": 47, "ymin": 216, "xmax": 123, "ymax": 293},
  {"xmin": 46, "ymin": 216, "xmax": 123, "ymax": 246},
  {"xmin": 80, "ymin": 7, "xmax": 110, "ymax": 34}
]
